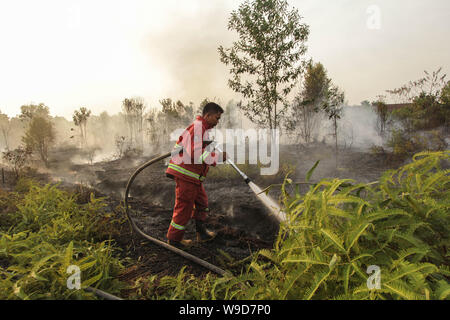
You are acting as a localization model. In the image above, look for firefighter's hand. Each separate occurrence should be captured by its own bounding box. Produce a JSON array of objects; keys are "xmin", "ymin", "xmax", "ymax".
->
[{"xmin": 221, "ymin": 151, "xmax": 228, "ymax": 162}]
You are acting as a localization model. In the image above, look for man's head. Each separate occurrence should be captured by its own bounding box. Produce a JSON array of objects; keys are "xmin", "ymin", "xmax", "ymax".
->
[{"xmin": 202, "ymin": 102, "xmax": 224, "ymax": 128}]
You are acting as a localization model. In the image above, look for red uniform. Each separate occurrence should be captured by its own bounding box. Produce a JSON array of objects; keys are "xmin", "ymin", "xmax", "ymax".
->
[{"xmin": 165, "ymin": 116, "xmax": 219, "ymax": 241}]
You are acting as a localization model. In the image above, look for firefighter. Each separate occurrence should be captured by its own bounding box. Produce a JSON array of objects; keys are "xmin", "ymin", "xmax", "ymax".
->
[{"xmin": 165, "ymin": 102, "xmax": 227, "ymax": 247}]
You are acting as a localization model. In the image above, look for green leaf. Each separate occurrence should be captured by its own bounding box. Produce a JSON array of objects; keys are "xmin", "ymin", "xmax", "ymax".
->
[
  {"xmin": 282, "ymin": 258, "xmax": 328, "ymax": 265},
  {"xmin": 387, "ymin": 263, "xmax": 437, "ymax": 283},
  {"xmin": 320, "ymin": 229, "xmax": 346, "ymax": 253},
  {"xmin": 303, "ymin": 269, "xmax": 332, "ymax": 300},
  {"xmin": 64, "ymin": 241, "xmax": 73, "ymax": 268},
  {"xmin": 346, "ymin": 223, "xmax": 371, "ymax": 253},
  {"xmin": 350, "ymin": 254, "xmax": 373, "ymax": 263},
  {"xmin": 81, "ymin": 271, "xmax": 103, "ymax": 288},
  {"xmin": 306, "ymin": 160, "xmax": 320, "ymax": 182},
  {"xmin": 31, "ymin": 254, "xmax": 58, "ymax": 274},
  {"xmin": 382, "ymin": 281, "xmax": 424, "ymax": 300},
  {"xmin": 422, "ymin": 169, "xmax": 450, "ymax": 192},
  {"xmin": 342, "ymin": 264, "xmax": 351, "ymax": 295},
  {"xmin": 364, "ymin": 208, "xmax": 410, "ymax": 222},
  {"xmin": 78, "ymin": 259, "xmax": 98, "ymax": 272},
  {"xmin": 434, "ymin": 280, "xmax": 450, "ymax": 300}
]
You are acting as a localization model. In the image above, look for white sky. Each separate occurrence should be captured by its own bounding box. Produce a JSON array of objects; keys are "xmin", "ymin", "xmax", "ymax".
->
[{"xmin": 0, "ymin": 0, "xmax": 449, "ymax": 120}]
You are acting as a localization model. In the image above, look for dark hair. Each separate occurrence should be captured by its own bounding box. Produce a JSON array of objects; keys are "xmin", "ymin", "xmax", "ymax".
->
[{"xmin": 202, "ymin": 102, "xmax": 224, "ymax": 116}]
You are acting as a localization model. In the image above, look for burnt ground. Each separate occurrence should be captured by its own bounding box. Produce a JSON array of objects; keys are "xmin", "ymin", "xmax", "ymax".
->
[
  {"xmin": 2, "ymin": 143, "xmax": 401, "ymax": 297},
  {"xmin": 91, "ymin": 159, "xmax": 279, "ymax": 280}
]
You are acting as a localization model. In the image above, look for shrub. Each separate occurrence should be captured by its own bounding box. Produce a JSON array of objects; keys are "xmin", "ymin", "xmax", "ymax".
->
[
  {"xmin": 386, "ymin": 129, "xmax": 447, "ymax": 161},
  {"xmin": 0, "ymin": 180, "xmax": 126, "ymax": 299},
  {"xmin": 136, "ymin": 151, "xmax": 449, "ymax": 300},
  {"xmin": 243, "ymin": 150, "xmax": 449, "ymax": 299},
  {"xmin": 2, "ymin": 146, "xmax": 32, "ymax": 180}
]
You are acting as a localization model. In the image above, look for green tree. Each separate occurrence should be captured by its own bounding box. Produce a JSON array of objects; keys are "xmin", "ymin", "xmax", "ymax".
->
[
  {"xmin": 152, "ymin": 98, "xmax": 194, "ymax": 149},
  {"xmin": 159, "ymin": 98, "xmax": 193, "ymax": 125},
  {"xmin": 218, "ymin": 0, "xmax": 309, "ymax": 130},
  {"xmin": 122, "ymin": 97, "xmax": 146, "ymax": 149},
  {"xmin": 22, "ymin": 116, "xmax": 55, "ymax": 167},
  {"xmin": 199, "ymin": 98, "xmax": 210, "ymax": 112},
  {"xmin": 440, "ymin": 81, "xmax": 450, "ymax": 131},
  {"xmin": 322, "ymin": 84, "xmax": 345, "ymax": 166},
  {"xmin": 380, "ymin": 69, "xmax": 449, "ymax": 160},
  {"xmin": 145, "ymin": 108, "xmax": 159, "ymax": 149},
  {"xmin": 2, "ymin": 145, "xmax": 32, "ymax": 179},
  {"xmin": 288, "ymin": 61, "xmax": 329, "ymax": 143},
  {"xmin": 19, "ymin": 103, "xmax": 50, "ymax": 123},
  {"xmin": 72, "ymin": 107, "xmax": 91, "ymax": 147},
  {"xmin": 440, "ymin": 81, "xmax": 450, "ymax": 105},
  {"xmin": 371, "ymin": 95, "xmax": 390, "ymax": 137},
  {"xmin": 386, "ymin": 67, "xmax": 447, "ymax": 103}
]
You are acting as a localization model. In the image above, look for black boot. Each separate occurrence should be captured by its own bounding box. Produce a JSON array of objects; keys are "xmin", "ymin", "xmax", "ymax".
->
[
  {"xmin": 195, "ymin": 220, "xmax": 216, "ymax": 242},
  {"xmin": 167, "ymin": 239, "xmax": 193, "ymax": 248}
]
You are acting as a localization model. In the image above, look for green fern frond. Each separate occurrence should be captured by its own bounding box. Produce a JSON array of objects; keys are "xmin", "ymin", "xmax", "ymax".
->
[
  {"xmin": 326, "ymin": 179, "xmax": 355, "ymax": 197},
  {"xmin": 421, "ymin": 169, "xmax": 450, "ymax": 193},
  {"xmin": 258, "ymin": 249, "xmax": 279, "ymax": 264},
  {"xmin": 345, "ymin": 222, "xmax": 372, "ymax": 253},
  {"xmin": 439, "ymin": 265, "xmax": 450, "ymax": 277},
  {"xmin": 326, "ymin": 206, "xmax": 356, "ymax": 219},
  {"xmin": 303, "ymin": 268, "xmax": 332, "ymax": 300},
  {"xmin": 320, "ymin": 229, "xmax": 346, "ymax": 253},
  {"xmin": 350, "ymin": 254, "xmax": 373, "ymax": 263},
  {"xmin": 393, "ymin": 231, "xmax": 429, "ymax": 249},
  {"xmin": 342, "ymin": 264, "xmax": 351, "ymax": 295},
  {"xmin": 280, "ymin": 264, "xmax": 310, "ymax": 299},
  {"xmin": 433, "ymin": 280, "xmax": 450, "ymax": 300},
  {"xmin": 282, "ymin": 254, "xmax": 329, "ymax": 266},
  {"xmin": 387, "ymin": 262, "xmax": 438, "ymax": 283},
  {"xmin": 382, "ymin": 281, "xmax": 424, "ymax": 300},
  {"xmin": 392, "ymin": 248, "xmax": 429, "ymax": 267},
  {"xmin": 364, "ymin": 208, "xmax": 410, "ymax": 222}
]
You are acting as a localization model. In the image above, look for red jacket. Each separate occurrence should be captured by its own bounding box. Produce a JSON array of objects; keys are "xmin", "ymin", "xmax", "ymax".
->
[{"xmin": 165, "ymin": 116, "xmax": 219, "ymax": 185}]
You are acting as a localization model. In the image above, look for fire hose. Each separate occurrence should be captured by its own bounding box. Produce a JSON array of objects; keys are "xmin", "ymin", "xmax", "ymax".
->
[
  {"xmin": 124, "ymin": 146, "xmax": 230, "ymax": 277},
  {"xmin": 123, "ymin": 143, "xmax": 286, "ymax": 277}
]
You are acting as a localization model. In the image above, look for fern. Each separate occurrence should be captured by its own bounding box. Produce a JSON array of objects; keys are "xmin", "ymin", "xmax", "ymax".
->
[
  {"xmin": 382, "ymin": 281, "xmax": 425, "ymax": 300},
  {"xmin": 303, "ymin": 267, "xmax": 333, "ymax": 300}
]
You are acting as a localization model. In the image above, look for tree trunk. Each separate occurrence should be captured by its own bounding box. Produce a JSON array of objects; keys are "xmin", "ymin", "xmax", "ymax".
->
[{"xmin": 334, "ymin": 117, "xmax": 338, "ymax": 170}]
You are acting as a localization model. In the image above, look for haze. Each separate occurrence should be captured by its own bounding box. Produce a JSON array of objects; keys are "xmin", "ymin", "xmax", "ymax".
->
[{"xmin": 0, "ymin": 0, "xmax": 449, "ymax": 119}]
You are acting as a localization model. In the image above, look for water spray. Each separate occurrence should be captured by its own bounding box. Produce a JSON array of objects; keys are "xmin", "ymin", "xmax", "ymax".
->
[{"xmin": 214, "ymin": 144, "xmax": 287, "ymax": 223}]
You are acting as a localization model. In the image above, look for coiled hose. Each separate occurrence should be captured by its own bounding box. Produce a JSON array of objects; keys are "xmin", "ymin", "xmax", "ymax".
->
[{"xmin": 124, "ymin": 150, "xmax": 231, "ymax": 277}]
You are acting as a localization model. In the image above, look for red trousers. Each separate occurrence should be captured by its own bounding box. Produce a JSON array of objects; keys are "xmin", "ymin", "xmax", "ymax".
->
[{"xmin": 167, "ymin": 178, "xmax": 209, "ymax": 241}]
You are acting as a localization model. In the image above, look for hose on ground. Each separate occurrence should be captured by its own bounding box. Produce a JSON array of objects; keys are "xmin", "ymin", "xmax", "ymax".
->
[
  {"xmin": 124, "ymin": 151, "xmax": 232, "ymax": 277},
  {"xmin": 85, "ymin": 286, "xmax": 123, "ymax": 300},
  {"xmin": 2, "ymin": 270, "xmax": 123, "ymax": 300}
]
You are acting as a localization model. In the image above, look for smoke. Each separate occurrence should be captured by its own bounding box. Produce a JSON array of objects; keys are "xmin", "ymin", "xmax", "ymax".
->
[
  {"xmin": 287, "ymin": 105, "xmax": 384, "ymax": 150},
  {"xmin": 143, "ymin": 3, "xmax": 236, "ymax": 105},
  {"xmin": 338, "ymin": 105, "xmax": 383, "ymax": 149}
]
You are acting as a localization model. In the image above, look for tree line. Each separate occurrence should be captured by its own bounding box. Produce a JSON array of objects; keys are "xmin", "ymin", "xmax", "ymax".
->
[
  {"xmin": 369, "ymin": 67, "xmax": 449, "ymax": 161},
  {"xmin": 0, "ymin": 98, "xmax": 241, "ymax": 178}
]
